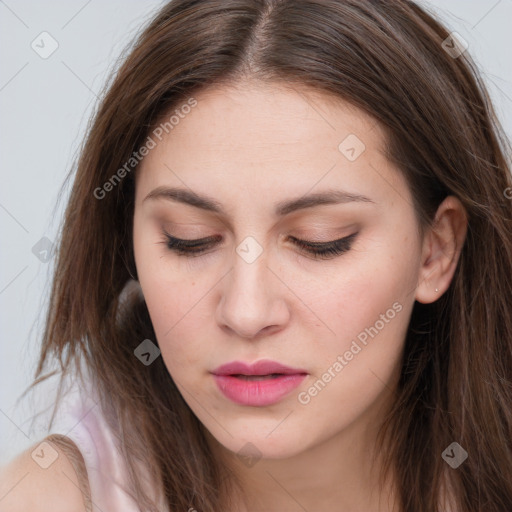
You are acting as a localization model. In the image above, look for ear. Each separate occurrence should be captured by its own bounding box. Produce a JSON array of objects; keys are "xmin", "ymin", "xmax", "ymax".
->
[{"xmin": 415, "ymin": 195, "xmax": 468, "ymax": 304}]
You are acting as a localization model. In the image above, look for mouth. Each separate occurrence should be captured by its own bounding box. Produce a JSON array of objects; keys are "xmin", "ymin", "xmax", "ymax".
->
[
  {"xmin": 230, "ymin": 373, "xmax": 292, "ymax": 380},
  {"xmin": 212, "ymin": 359, "xmax": 307, "ymax": 377},
  {"xmin": 211, "ymin": 360, "xmax": 308, "ymax": 406}
]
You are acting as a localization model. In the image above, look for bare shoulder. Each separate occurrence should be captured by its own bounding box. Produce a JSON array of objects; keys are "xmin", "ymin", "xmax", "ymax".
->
[{"xmin": 0, "ymin": 435, "xmax": 90, "ymax": 512}]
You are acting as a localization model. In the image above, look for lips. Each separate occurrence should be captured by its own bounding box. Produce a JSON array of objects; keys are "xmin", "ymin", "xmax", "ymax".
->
[
  {"xmin": 211, "ymin": 359, "xmax": 308, "ymax": 406},
  {"xmin": 212, "ymin": 359, "xmax": 307, "ymax": 377}
]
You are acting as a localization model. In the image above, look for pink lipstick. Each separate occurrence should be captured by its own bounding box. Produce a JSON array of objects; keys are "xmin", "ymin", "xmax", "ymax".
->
[{"xmin": 211, "ymin": 360, "xmax": 307, "ymax": 406}]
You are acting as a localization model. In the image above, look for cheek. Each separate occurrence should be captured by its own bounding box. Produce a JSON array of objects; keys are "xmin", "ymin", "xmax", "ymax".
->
[
  {"xmin": 307, "ymin": 246, "xmax": 415, "ymax": 343},
  {"xmin": 141, "ymin": 275, "xmax": 211, "ymax": 371},
  {"xmin": 293, "ymin": 265, "xmax": 413, "ymax": 435},
  {"xmin": 299, "ymin": 237, "xmax": 417, "ymax": 394},
  {"xmin": 133, "ymin": 227, "xmax": 208, "ymax": 370}
]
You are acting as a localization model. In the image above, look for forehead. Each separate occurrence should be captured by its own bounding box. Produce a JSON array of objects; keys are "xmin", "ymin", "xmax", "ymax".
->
[
  {"xmin": 144, "ymin": 80, "xmax": 384, "ymax": 160},
  {"xmin": 135, "ymin": 80, "xmax": 410, "ymax": 218}
]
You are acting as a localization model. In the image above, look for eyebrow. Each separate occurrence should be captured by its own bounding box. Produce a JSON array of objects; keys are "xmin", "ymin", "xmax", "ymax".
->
[{"xmin": 143, "ymin": 186, "xmax": 375, "ymax": 216}]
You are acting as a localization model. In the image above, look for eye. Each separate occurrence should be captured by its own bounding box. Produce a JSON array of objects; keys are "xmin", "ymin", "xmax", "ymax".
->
[
  {"xmin": 287, "ymin": 232, "xmax": 358, "ymax": 260},
  {"xmin": 161, "ymin": 231, "xmax": 358, "ymax": 260},
  {"xmin": 162, "ymin": 232, "xmax": 222, "ymax": 257}
]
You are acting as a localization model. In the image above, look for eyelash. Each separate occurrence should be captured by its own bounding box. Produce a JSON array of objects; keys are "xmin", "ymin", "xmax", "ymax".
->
[{"xmin": 161, "ymin": 231, "xmax": 358, "ymax": 260}]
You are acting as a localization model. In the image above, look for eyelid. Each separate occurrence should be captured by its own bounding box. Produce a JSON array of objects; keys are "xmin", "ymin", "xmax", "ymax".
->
[
  {"xmin": 163, "ymin": 232, "xmax": 353, "ymax": 245},
  {"xmin": 165, "ymin": 233, "xmax": 222, "ymax": 246},
  {"xmin": 161, "ymin": 229, "xmax": 358, "ymax": 260},
  {"xmin": 288, "ymin": 233, "xmax": 354, "ymax": 245}
]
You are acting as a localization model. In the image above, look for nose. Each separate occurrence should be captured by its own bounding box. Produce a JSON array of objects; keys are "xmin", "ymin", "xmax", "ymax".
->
[{"xmin": 215, "ymin": 247, "xmax": 290, "ymax": 340}]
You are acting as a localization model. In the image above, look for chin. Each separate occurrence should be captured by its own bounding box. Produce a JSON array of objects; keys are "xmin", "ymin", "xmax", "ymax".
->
[{"xmin": 207, "ymin": 425, "xmax": 311, "ymax": 461}]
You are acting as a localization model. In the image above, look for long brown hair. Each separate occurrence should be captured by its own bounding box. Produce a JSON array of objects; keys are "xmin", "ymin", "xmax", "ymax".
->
[{"xmin": 34, "ymin": 1, "xmax": 512, "ymax": 510}]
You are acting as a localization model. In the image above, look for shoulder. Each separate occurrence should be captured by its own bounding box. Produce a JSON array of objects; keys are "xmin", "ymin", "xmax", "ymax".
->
[{"xmin": 0, "ymin": 435, "xmax": 90, "ymax": 512}]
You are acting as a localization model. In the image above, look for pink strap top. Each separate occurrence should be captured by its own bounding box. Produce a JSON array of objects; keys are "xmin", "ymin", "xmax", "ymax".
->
[{"xmin": 50, "ymin": 376, "xmax": 155, "ymax": 512}]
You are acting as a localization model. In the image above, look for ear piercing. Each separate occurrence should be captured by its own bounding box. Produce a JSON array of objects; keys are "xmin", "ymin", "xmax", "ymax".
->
[{"xmin": 435, "ymin": 288, "xmax": 439, "ymax": 292}]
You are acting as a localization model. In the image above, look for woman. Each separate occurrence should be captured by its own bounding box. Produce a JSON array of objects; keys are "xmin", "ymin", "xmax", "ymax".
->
[{"xmin": 1, "ymin": 0, "xmax": 511, "ymax": 511}]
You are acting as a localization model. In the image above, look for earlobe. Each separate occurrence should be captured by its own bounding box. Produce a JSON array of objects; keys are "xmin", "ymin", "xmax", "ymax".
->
[{"xmin": 415, "ymin": 196, "xmax": 468, "ymax": 304}]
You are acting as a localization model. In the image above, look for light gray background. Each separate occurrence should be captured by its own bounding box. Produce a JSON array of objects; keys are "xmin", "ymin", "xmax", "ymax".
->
[{"xmin": 1, "ymin": 0, "xmax": 511, "ymax": 464}]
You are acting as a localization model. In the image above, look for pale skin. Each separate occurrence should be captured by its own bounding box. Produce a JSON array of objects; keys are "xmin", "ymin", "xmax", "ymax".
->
[
  {"xmin": 132, "ymin": 79, "xmax": 468, "ymax": 511},
  {"xmin": 0, "ymin": 443, "xmax": 86, "ymax": 512},
  {"xmin": 0, "ymin": 79, "xmax": 467, "ymax": 511}
]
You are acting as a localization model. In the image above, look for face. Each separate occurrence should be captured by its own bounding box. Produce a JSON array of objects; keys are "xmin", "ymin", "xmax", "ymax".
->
[{"xmin": 132, "ymin": 80, "xmax": 425, "ymax": 461}]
